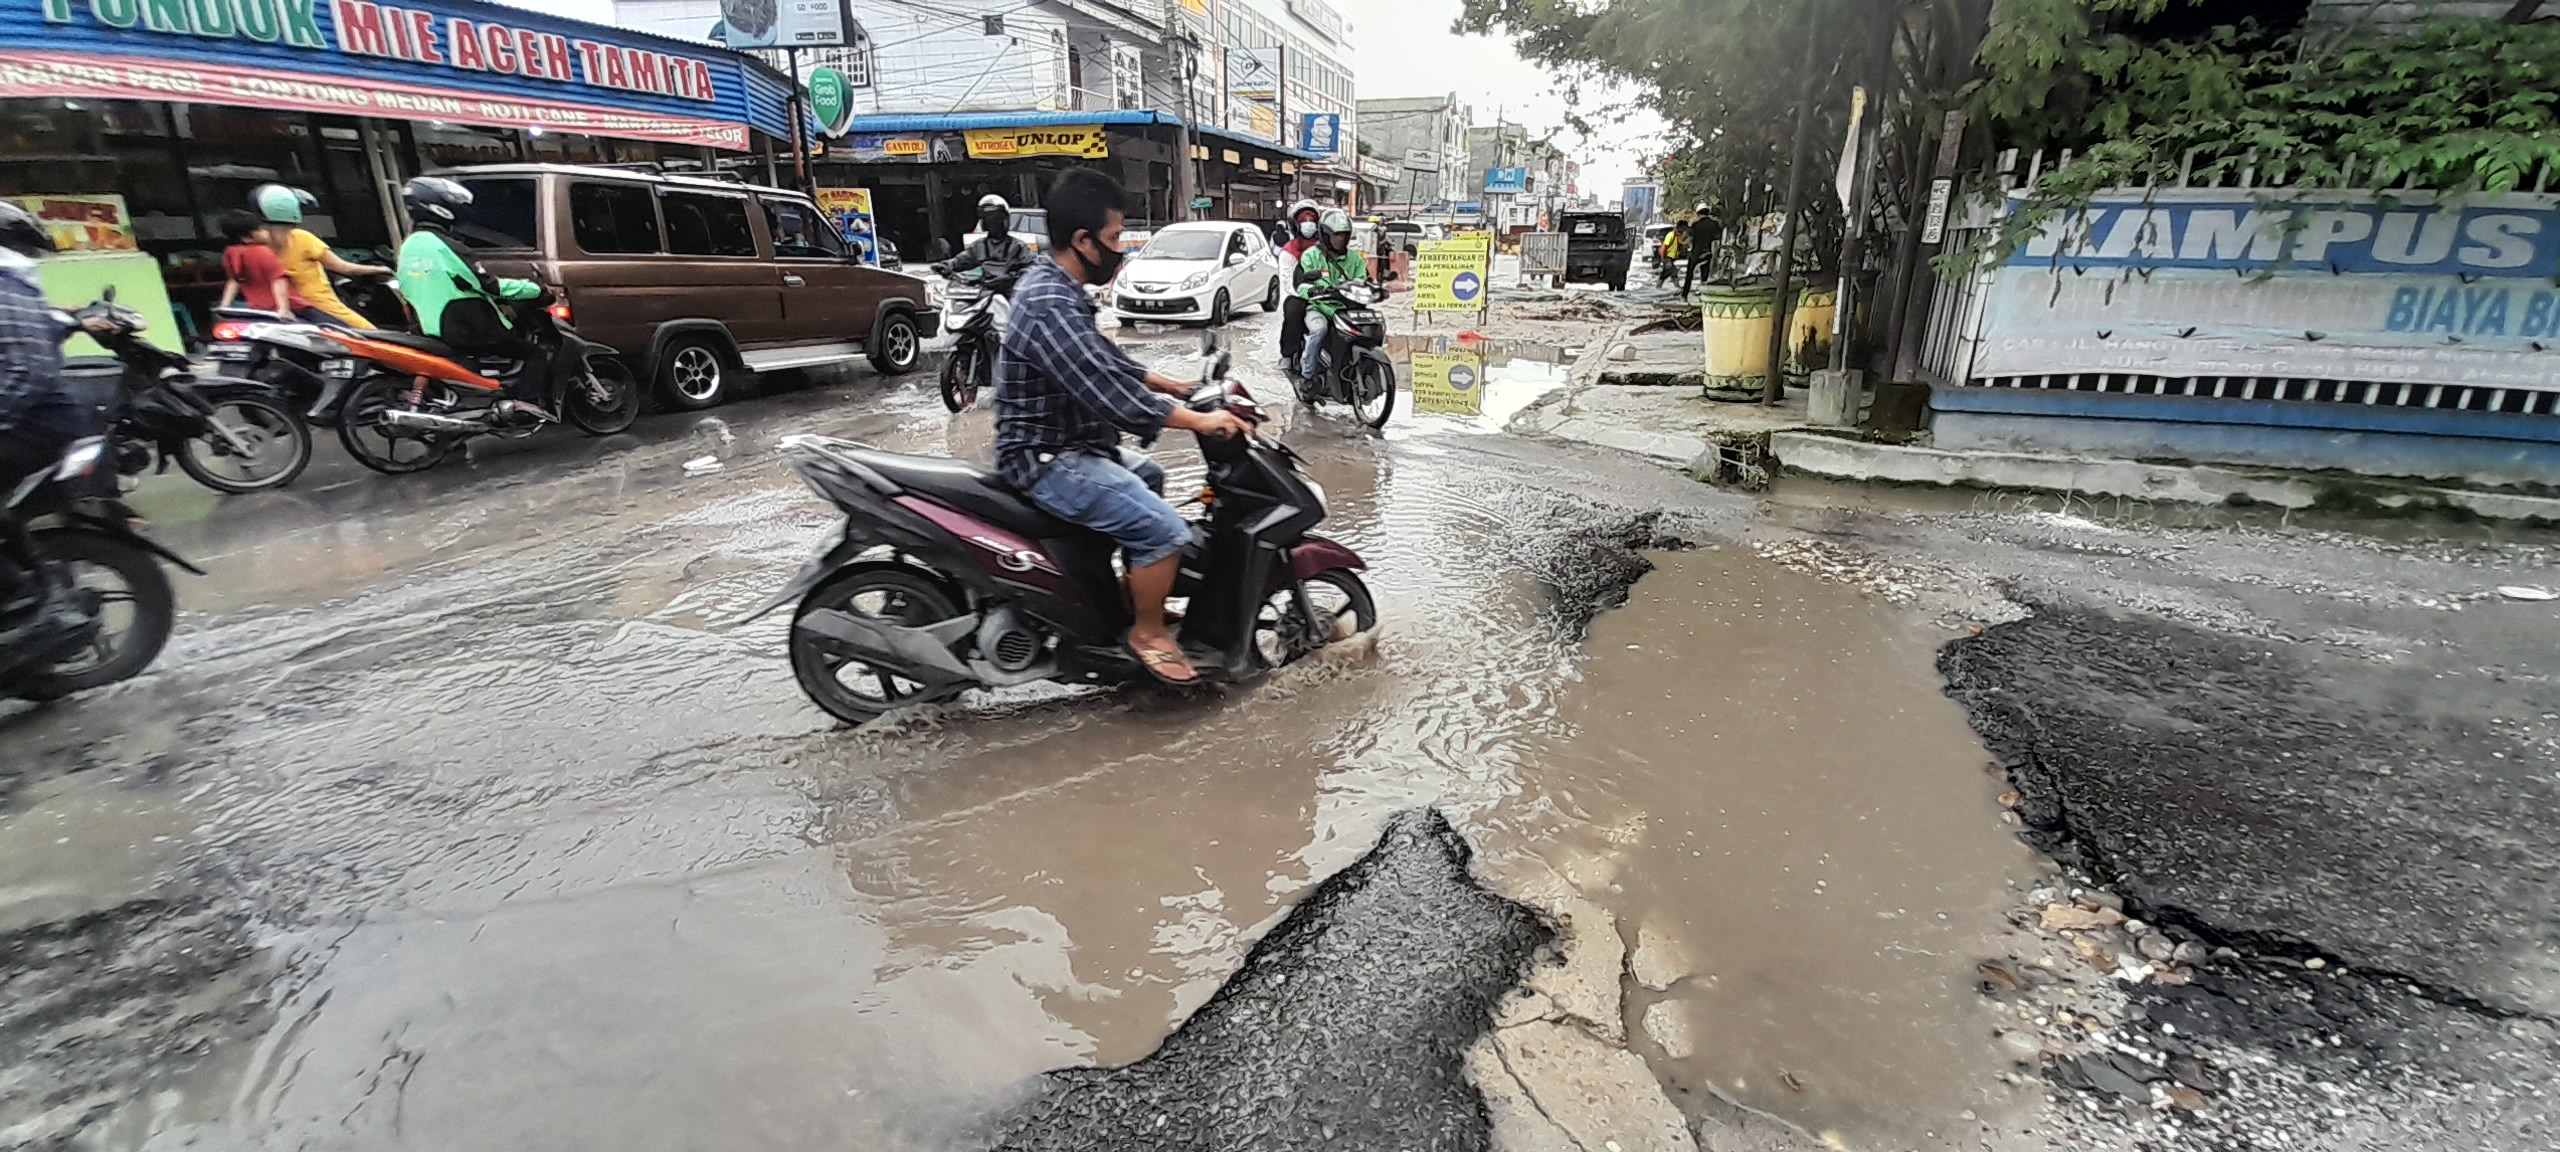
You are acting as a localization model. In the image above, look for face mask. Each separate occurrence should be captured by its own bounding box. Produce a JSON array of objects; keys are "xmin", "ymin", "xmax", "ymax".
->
[
  {"xmin": 1077, "ymin": 234, "xmax": 1125, "ymax": 284},
  {"xmin": 1298, "ymin": 220, "xmax": 1319, "ymax": 238}
]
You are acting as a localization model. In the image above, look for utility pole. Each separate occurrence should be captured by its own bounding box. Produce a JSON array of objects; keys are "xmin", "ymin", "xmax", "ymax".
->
[
  {"xmin": 1763, "ymin": 5, "xmax": 1823, "ymax": 406},
  {"xmin": 1164, "ymin": 4, "xmax": 1196, "ymax": 221},
  {"xmin": 786, "ymin": 46, "xmax": 810, "ymax": 188}
]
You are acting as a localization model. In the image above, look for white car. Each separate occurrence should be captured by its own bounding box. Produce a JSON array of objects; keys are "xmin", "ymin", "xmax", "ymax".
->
[{"xmin": 1108, "ymin": 221, "xmax": 1287, "ymax": 327}]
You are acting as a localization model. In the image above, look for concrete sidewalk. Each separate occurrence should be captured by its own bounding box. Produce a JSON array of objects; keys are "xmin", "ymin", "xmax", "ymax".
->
[{"xmin": 1515, "ymin": 322, "xmax": 2560, "ymax": 523}]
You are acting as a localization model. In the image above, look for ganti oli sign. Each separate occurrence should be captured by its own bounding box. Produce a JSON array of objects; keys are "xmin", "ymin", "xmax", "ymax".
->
[{"xmin": 39, "ymin": 0, "xmax": 720, "ymax": 101}]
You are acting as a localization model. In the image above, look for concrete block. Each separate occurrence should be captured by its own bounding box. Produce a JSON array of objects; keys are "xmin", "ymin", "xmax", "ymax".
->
[{"xmin": 1806, "ymin": 369, "xmax": 1863, "ymax": 427}]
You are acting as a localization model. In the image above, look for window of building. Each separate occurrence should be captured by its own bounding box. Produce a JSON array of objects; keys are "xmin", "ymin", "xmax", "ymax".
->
[
  {"xmin": 762, "ymin": 197, "xmax": 844, "ymax": 258},
  {"xmin": 448, "ymin": 177, "xmax": 540, "ymax": 250},
  {"xmin": 662, "ymin": 191, "xmax": 758, "ymax": 257},
  {"xmin": 570, "ymin": 181, "xmax": 661, "ymax": 254}
]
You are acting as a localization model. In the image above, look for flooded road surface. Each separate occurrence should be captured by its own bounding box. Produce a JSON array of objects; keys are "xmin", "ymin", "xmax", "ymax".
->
[
  {"xmin": 1472, "ymin": 548, "xmax": 2044, "ymax": 1148},
  {"xmin": 2, "ymin": 313, "xmax": 2044, "ymax": 1151}
]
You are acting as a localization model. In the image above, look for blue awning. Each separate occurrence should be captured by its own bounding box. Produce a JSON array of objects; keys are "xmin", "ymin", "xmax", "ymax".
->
[{"xmin": 844, "ymin": 110, "xmax": 1173, "ymax": 132}]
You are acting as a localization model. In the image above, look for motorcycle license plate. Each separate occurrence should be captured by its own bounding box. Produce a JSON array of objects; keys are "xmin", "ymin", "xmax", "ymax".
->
[
  {"xmin": 322, "ymin": 358, "xmax": 359, "ymax": 378},
  {"xmin": 1342, "ymin": 309, "xmax": 1382, "ymax": 324},
  {"xmin": 205, "ymin": 342, "xmax": 251, "ymax": 361}
]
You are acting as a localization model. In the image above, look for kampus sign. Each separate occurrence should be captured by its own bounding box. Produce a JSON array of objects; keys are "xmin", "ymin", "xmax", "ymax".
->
[{"xmin": 1972, "ymin": 190, "xmax": 2560, "ymax": 393}]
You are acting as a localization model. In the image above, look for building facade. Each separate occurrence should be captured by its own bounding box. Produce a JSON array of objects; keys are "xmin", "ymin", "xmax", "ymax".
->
[{"xmin": 1354, "ymin": 95, "xmax": 1470, "ymax": 208}]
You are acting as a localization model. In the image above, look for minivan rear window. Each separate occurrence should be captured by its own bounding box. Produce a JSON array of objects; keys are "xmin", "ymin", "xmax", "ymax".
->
[
  {"xmin": 662, "ymin": 192, "xmax": 758, "ymax": 258},
  {"xmin": 570, "ymin": 181, "xmax": 662, "ymax": 254},
  {"xmin": 450, "ymin": 178, "xmax": 538, "ymax": 250}
]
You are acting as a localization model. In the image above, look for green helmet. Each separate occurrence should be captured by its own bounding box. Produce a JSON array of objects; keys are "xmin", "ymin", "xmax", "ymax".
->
[
  {"xmin": 252, "ymin": 183, "xmax": 316, "ymax": 225},
  {"xmin": 1318, "ymin": 207, "xmax": 1352, "ymax": 236}
]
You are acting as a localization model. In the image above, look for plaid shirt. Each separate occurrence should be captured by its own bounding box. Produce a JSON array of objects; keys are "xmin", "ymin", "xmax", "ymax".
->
[
  {"xmin": 993, "ymin": 257, "xmax": 1174, "ymax": 490},
  {"xmin": 0, "ymin": 259, "xmax": 66, "ymax": 431}
]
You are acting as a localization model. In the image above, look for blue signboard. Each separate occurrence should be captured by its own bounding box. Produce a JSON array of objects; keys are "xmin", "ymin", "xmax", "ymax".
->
[
  {"xmin": 1483, "ymin": 167, "xmax": 1529, "ymax": 195},
  {"xmin": 0, "ymin": 0, "xmax": 793, "ymax": 147},
  {"xmin": 2012, "ymin": 196, "xmax": 2560, "ymax": 279},
  {"xmin": 1299, "ymin": 112, "xmax": 1341, "ymax": 156}
]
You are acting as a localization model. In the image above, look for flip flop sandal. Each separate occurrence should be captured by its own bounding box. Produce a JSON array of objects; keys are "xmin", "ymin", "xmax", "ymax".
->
[{"xmin": 1125, "ymin": 630, "xmax": 1200, "ymax": 686}]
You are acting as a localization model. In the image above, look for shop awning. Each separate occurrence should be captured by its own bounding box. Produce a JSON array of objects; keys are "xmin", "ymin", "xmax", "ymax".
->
[
  {"xmin": 0, "ymin": 51, "xmax": 755, "ymax": 150},
  {"xmin": 839, "ymin": 109, "xmax": 1325, "ymax": 161}
]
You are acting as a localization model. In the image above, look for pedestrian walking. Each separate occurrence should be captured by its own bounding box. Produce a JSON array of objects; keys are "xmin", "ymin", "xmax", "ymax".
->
[
  {"xmin": 1681, "ymin": 204, "xmax": 1723, "ymax": 295},
  {"xmin": 1655, "ymin": 223, "xmax": 1685, "ymax": 287}
]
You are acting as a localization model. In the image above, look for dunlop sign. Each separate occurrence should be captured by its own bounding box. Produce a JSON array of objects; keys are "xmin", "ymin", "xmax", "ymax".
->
[{"xmin": 964, "ymin": 125, "xmax": 1109, "ymax": 160}]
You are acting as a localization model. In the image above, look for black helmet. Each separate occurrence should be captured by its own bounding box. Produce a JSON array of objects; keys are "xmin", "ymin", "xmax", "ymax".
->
[
  {"xmin": 402, "ymin": 176, "xmax": 474, "ymax": 226},
  {"xmin": 0, "ymin": 201, "xmax": 54, "ymax": 258}
]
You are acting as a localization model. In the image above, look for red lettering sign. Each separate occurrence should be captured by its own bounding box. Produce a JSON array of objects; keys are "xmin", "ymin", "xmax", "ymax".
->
[
  {"xmin": 543, "ymin": 34, "xmax": 572, "ymax": 84},
  {"xmin": 485, "ymin": 23, "xmax": 518, "ymax": 74},
  {"xmin": 448, "ymin": 18, "xmax": 485, "ymax": 70},
  {"xmin": 407, "ymin": 10, "xmax": 442, "ymax": 64},
  {"xmin": 334, "ymin": 0, "xmax": 387, "ymax": 57}
]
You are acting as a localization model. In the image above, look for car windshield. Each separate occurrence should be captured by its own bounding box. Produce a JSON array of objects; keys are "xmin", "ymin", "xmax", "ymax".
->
[
  {"xmin": 1138, "ymin": 230, "xmax": 1229, "ymax": 260},
  {"xmin": 1010, "ymin": 210, "xmax": 1045, "ymax": 234}
]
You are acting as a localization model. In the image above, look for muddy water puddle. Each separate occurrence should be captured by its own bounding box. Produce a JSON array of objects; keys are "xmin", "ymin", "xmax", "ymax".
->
[
  {"xmin": 8, "ymin": 340, "xmax": 2040, "ymax": 1152},
  {"xmin": 1471, "ymin": 547, "xmax": 2045, "ymax": 1148}
]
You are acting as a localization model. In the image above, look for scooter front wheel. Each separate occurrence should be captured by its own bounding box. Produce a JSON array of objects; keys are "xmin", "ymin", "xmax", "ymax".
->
[
  {"xmin": 1349, "ymin": 358, "xmax": 1395, "ymax": 429},
  {"xmin": 789, "ymin": 566, "xmax": 964, "ymax": 725},
  {"xmin": 940, "ymin": 342, "xmax": 983, "ymax": 412},
  {"xmin": 1253, "ymin": 569, "xmax": 1377, "ymax": 669}
]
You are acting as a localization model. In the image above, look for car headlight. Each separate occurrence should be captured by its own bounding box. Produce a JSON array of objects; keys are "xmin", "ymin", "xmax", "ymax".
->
[{"xmin": 1180, "ymin": 270, "xmax": 1213, "ymax": 290}]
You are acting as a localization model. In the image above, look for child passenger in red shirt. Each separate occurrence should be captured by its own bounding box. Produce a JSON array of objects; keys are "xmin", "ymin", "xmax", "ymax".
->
[{"xmin": 215, "ymin": 210, "xmax": 303, "ymax": 318}]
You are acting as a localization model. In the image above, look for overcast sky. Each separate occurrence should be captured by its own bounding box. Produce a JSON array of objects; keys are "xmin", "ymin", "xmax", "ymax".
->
[
  {"xmin": 510, "ymin": 0, "xmax": 1664, "ymax": 196},
  {"xmin": 1347, "ymin": 0, "xmax": 1663, "ymax": 196}
]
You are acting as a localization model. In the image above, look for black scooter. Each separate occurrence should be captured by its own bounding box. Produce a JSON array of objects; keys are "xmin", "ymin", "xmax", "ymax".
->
[
  {"xmin": 1, "ymin": 433, "xmax": 202, "ymax": 700},
  {"xmin": 77, "ymin": 291, "xmax": 311, "ymax": 494},
  {"xmin": 932, "ymin": 263, "xmax": 1016, "ymax": 412},
  {"xmin": 1295, "ymin": 279, "xmax": 1397, "ymax": 429},
  {"xmin": 745, "ymin": 339, "xmax": 1376, "ymax": 725}
]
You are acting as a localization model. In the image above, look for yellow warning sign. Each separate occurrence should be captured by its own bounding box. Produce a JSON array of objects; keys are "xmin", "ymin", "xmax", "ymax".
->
[
  {"xmin": 1413, "ymin": 233, "xmax": 1494, "ymax": 313},
  {"xmin": 1410, "ymin": 348, "xmax": 1486, "ymax": 415}
]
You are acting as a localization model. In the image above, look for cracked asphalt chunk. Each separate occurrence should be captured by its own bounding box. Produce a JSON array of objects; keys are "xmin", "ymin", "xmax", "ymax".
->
[{"xmin": 980, "ymin": 809, "xmax": 1551, "ymax": 1152}]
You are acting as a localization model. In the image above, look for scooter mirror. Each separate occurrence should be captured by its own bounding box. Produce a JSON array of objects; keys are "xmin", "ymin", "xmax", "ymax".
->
[{"xmin": 1209, "ymin": 350, "xmax": 1233, "ymax": 381}]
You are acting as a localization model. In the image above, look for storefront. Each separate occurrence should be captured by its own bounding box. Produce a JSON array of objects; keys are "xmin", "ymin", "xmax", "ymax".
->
[
  {"xmin": 809, "ymin": 111, "xmax": 1318, "ymax": 262},
  {"xmin": 0, "ymin": 0, "xmax": 794, "ymax": 337}
]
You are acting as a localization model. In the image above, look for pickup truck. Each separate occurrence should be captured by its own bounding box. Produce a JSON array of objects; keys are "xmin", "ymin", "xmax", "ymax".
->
[{"xmin": 1560, "ymin": 212, "xmax": 1632, "ymax": 291}]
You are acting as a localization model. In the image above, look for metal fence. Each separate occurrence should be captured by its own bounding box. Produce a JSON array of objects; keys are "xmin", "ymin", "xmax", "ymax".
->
[{"xmin": 1913, "ymin": 219, "xmax": 1994, "ymax": 387}]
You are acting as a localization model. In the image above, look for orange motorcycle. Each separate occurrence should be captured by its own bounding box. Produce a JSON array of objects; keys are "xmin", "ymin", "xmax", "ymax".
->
[{"xmin": 327, "ymin": 302, "xmax": 640, "ymax": 474}]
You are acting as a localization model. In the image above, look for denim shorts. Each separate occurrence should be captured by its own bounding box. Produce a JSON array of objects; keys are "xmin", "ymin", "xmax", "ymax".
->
[{"xmin": 1025, "ymin": 448, "xmax": 1190, "ymax": 569}]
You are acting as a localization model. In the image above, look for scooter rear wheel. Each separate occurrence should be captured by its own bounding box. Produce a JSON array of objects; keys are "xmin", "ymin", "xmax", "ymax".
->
[
  {"xmin": 566, "ymin": 359, "xmax": 641, "ymax": 436},
  {"xmin": 338, "ymin": 375, "xmax": 458, "ymax": 475},
  {"xmin": 789, "ymin": 567, "xmax": 963, "ymax": 725}
]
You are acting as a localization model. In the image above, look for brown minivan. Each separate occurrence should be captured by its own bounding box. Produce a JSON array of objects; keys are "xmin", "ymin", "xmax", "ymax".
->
[{"xmin": 437, "ymin": 164, "xmax": 935, "ymax": 410}]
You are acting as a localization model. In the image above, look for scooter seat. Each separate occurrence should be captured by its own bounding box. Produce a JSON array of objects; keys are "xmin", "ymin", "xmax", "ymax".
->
[
  {"xmin": 840, "ymin": 448, "xmax": 1076, "ymax": 539},
  {"xmin": 358, "ymin": 330, "xmax": 470, "ymax": 361}
]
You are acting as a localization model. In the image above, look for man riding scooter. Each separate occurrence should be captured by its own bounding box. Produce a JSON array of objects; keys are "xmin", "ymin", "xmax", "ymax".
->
[
  {"xmin": 1275, "ymin": 199, "xmax": 1323, "ymax": 370},
  {"xmin": 1293, "ymin": 209, "xmax": 1373, "ymax": 384},
  {"xmin": 394, "ymin": 176, "xmax": 574, "ymax": 422},
  {"xmin": 995, "ymin": 168, "xmax": 1252, "ymax": 685},
  {"xmin": 942, "ymin": 193, "xmax": 1036, "ymax": 287},
  {"xmin": 0, "ymin": 201, "xmax": 109, "ymax": 651}
]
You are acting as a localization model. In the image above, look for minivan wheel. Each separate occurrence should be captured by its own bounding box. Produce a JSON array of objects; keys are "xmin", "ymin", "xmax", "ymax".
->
[
  {"xmin": 657, "ymin": 338, "xmax": 731, "ymax": 410},
  {"xmin": 869, "ymin": 310, "xmax": 921, "ymax": 376}
]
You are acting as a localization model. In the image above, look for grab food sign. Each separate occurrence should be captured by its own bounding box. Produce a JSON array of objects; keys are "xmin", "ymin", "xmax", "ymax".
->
[{"xmin": 40, "ymin": 0, "xmax": 721, "ymax": 101}]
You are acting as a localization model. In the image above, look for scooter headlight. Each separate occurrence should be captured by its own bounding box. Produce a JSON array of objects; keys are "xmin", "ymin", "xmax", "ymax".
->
[
  {"xmin": 1302, "ymin": 476, "xmax": 1327, "ymax": 513},
  {"xmin": 53, "ymin": 437, "xmax": 107, "ymax": 479}
]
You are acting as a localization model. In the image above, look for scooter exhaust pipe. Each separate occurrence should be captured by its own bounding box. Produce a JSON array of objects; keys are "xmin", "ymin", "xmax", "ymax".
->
[{"xmin": 379, "ymin": 409, "xmax": 488, "ymax": 433}]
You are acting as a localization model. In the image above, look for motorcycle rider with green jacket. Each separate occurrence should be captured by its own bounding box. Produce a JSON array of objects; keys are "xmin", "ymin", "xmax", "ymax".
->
[{"xmin": 394, "ymin": 176, "xmax": 569, "ymax": 419}]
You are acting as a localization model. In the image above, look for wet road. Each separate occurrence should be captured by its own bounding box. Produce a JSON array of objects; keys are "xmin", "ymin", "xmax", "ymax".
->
[{"xmin": 11, "ymin": 306, "xmax": 2546, "ymax": 1151}]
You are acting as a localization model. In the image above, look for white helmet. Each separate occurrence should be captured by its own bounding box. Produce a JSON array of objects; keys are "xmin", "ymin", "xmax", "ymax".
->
[{"xmin": 978, "ymin": 194, "xmax": 1012, "ymax": 213}]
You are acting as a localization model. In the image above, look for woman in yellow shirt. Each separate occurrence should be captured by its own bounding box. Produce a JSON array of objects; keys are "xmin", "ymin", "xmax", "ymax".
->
[{"xmin": 254, "ymin": 185, "xmax": 391, "ymax": 329}]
